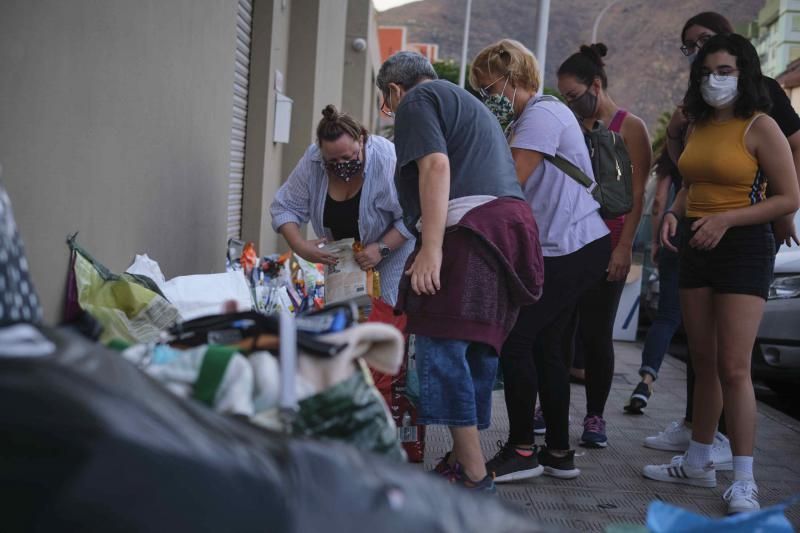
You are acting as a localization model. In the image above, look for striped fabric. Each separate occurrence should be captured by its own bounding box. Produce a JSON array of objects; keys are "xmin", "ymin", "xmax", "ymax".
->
[
  {"xmin": 270, "ymin": 136, "xmax": 415, "ymax": 306},
  {"xmin": 667, "ymin": 464, "xmax": 688, "ymax": 478}
]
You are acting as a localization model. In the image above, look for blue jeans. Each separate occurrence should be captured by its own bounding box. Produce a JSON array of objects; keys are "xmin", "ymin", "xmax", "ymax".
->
[
  {"xmin": 415, "ymin": 336, "xmax": 498, "ymax": 429},
  {"xmin": 639, "ymin": 249, "xmax": 682, "ymax": 381}
]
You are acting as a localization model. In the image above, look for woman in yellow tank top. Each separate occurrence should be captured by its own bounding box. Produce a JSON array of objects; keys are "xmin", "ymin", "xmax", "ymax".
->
[{"xmin": 643, "ymin": 34, "xmax": 800, "ymax": 513}]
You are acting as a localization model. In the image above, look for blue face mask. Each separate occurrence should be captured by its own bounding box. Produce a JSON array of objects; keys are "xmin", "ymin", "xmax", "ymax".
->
[{"xmin": 686, "ymin": 52, "xmax": 698, "ymax": 64}]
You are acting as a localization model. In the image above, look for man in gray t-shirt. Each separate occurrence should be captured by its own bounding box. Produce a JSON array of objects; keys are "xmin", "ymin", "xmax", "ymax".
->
[
  {"xmin": 392, "ymin": 78, "xmax": 523, "ymax": 236},
  {"xmin": 377, "ymin": 52, "xmax": 541, "ymax": 493}
]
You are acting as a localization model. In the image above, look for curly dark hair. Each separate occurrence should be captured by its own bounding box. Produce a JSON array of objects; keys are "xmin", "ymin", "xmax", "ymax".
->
[
  {"xmin": 682, "ymin": 33, "xmax": 771, "ymax": 123},
  {"xmin": 557, "ymin": 43, "xmax": 609, "ymax": 88},
  {"xmin": 653, "ymin": 146, "xmax": 677, "ymax": 179}
]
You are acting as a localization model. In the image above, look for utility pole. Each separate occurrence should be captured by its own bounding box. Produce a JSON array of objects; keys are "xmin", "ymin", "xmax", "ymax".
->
[
  {"xmin": 535, "ymin": 0, "xmax": 551, "ymax": 95},
  {"xmin": 458, "ymin": 0, "xmax": 473, "ymax": 88}
]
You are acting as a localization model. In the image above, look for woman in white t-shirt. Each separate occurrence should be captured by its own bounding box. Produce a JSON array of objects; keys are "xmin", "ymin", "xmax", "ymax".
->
[{"xmin": 470, "ymin": 39, "xmax": 610, "ymax": 483}]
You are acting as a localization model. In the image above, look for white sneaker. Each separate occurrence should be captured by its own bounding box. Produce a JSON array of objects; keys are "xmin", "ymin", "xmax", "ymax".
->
[
  {"xmin": 642, "ymin": 454, "xmax": 716, "ymax": 487},
  {"xmin": 711, "ymin": 432, "xmax": 733, "ymax": 471},
  {"xmin": 723, "ymin": 479, "xmax": 760, "ymax": 514},
  {"xmin": 643, "ymin": 419, "xmax": 691, "ymax": 452}
]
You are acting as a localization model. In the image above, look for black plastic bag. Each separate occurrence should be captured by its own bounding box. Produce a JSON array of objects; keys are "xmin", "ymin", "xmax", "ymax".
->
[{"xmin": 0, "ymin": 327, "xmax": 547, "ymax": 533}]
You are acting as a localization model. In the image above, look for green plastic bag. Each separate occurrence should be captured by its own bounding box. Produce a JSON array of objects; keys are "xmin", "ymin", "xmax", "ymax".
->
[
  {"xmin": 68, "ymin": 236, "xmax": 179, "ymax": 344},
  {"xmin": 292, "ymin": 361, "xmax": 405, "ymax": 461}
]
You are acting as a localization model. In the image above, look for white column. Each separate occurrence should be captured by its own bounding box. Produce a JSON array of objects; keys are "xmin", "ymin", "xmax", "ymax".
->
[
  {"xmin": 457, "ymin": 0, "xmax": 473, "ymax": 88},
  {"xmin": 535, "ymin": 0, "xmax": 551, "ymax": 95}
]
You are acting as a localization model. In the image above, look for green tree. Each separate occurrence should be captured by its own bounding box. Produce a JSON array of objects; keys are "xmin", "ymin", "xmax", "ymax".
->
[{"xmin": 650, "ymin": 110, "xmax": 673, "ymax": 157}]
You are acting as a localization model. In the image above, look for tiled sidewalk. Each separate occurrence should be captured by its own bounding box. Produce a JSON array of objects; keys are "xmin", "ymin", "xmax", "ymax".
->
[{"xmin": 424, "ymin": 342, "xmax": 800, "ymax": 531}]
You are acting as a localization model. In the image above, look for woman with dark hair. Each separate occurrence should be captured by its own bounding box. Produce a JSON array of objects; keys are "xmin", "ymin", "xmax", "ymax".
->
[
  {"xmin": 643, "ymin": 34, "xmax": 800, "ymax": 514},
  {"xmin": 624, "ymin": 149, "xmax": 683, "ymax": 415},
  {"xmin": 667, "ymin": 12, "xmax": 800, "ymax": 247},
  {"xmin": 270, "ymin": 105, "xmax": 414, "ymax": 305},
  {"xmin": 556, "ymin": 44, "xmax": 652, "ymax": 448},
  {"xmin": 644, "ymin": 9, "xmax": 800, "ymax": 471}
]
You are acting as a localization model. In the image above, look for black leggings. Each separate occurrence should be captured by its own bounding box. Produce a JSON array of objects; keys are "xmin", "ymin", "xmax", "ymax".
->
[
  {"xmin": 570, "ymin": 278, "xmax": 625, "ymax": 418},
  {"xmin": 501, "ymin": 235, "xmax": 610, "ymax": 449}
]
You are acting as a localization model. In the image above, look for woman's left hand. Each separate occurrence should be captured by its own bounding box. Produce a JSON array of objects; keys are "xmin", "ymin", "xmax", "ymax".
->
[
  {"xmin": 607, "ymin": 245, "xmax": 632, "ymax": 282},
  {"xmin": 355, "ymin": 243, "xmax": 383, "ymax": 271},
  {"xmin": 689, "ymin": 214, "xmax": 730, "ymax": 250}
]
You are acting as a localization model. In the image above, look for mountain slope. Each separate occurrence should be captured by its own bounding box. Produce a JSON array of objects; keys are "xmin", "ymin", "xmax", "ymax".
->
[{"xmin": 377, "ymin": 0, "xmax": 766, "ymax": 131}]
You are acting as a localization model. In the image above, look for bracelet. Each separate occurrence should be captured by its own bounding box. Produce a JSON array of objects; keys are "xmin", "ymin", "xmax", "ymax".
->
[{"xmin": 663, "ymin": 210, "xmax": 680, "ymax": 221}]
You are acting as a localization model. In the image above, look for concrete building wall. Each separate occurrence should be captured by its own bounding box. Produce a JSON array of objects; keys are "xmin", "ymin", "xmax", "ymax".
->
[
  {"xmin": 0, "ymin": 0, "xmax": 241, "ymax": 322},
  {"xmin": 342, "ymin": 0, "xmax": 382, "ymax": 132},
  {"xmin": 281, "ymin": 0, "xmax": 349, "ymax": 239},
  {"xmin": 755, "ymin": 0, "xmax": 800, "ymax": 77},
  {"xmin": 0, "ymin": 0, "xmax": 383, "ymax": 322},
  {"xmin": 240, "ymin": 0, "xmax": 293, "ymax": 254}
]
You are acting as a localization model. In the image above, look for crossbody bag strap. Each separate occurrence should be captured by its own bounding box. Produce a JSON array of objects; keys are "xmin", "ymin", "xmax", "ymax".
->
[{"xmin": 542, "ymin": 154, "xmax": 595, "ymax": 189}]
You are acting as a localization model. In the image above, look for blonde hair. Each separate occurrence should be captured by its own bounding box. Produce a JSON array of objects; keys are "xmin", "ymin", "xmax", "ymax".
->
[{"xmin": 469, "ymin": 39, "xmax": 541, "ymax": 94}]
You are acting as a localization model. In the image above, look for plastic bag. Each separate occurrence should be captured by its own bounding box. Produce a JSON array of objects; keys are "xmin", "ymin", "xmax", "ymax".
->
[
  {"xmin": 367, "ymin": 298, "xmax": 406, "ymax": 402},
  {"xmin": 0, "ymin": 326, "xmax": 539, "ymax": 533},
  {"xmin": 365, "ymin": 298, "xmax": 425, "ymax": 462},
  {"xmin": 646, "ymin": 498, "xmax": 798, "ymax": 533},
  {"xmin": 67, "ymin": 235, "xmax": 179, "ymax": 343},
  {"xmin": 292, "ymin": 360, "xmax": 404, "ymax": 461}
]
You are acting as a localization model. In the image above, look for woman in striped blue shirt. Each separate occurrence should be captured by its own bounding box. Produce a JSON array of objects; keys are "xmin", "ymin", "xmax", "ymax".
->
[{"xmin": 270, "ymin": 105, "xmax": 414, "ymax": 305}]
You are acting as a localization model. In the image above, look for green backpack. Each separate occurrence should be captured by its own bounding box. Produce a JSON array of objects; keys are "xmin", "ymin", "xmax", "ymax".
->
[{"xmin": 538, "ymin": 96, "xmax": 634, "ymax": 219}]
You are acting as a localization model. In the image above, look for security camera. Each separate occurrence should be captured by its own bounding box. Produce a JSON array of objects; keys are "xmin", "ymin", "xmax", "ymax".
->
[{"xmin": 352, "ymin": 38, "xmax": 367, "ymax": 52}]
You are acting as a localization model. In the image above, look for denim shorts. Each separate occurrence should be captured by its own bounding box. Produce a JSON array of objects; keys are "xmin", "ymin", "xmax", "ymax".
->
[
  {"xmin": 679, "ymin": 220, "xmax": 775, "ymax": 300},
  {"xmin": 414, "ymin": 336, "xmax": 498, "ymax": 430}
]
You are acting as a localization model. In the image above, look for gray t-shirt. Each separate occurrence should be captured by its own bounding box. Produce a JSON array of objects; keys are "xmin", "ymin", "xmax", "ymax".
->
[
  {"xmin": 509, "ymin": 97, "xmax": 608, "ymax": 257},
  {"xmin": 393, "ymin": 80, "xmax": 523, "ymax": 234}
]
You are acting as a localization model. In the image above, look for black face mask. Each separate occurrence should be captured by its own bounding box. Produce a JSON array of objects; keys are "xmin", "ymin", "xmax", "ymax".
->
[
  {"xmin": 568, "ymin": 88, "xmax": 598, "ymax": 120},
  {"xmin": 327, "ymin": 158, "xmax": 363, "ymax": 182}
]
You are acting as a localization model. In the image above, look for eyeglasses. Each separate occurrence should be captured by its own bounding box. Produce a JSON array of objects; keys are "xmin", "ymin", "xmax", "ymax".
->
[
  {"xmin": 700, "ymin": 68, "xmax": 739, "ymax": 80},
  {"xmin": 680, "ymin": 34, "xmax": 713, "ymax": 56},
  {"xmin": 380, "ymin": 99, "xmax": 394, "ymax": 118},
  {"xmin": 479, "ymin": 74, "xmax": 508, "ymax": 101},
  {"xmin": 323, "ymin": 151, "xmax": 360, "ymax": 170}
]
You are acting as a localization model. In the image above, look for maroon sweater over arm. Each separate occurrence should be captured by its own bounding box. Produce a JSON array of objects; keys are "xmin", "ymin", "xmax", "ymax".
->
[{"xmin": 395, "ymin": 197, "xmax": 543, "ymax": 354}]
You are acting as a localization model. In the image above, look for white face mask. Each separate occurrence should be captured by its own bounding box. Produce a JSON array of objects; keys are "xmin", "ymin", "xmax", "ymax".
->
[{"xmin": 701, "ymin": 75, "xmax": 738, "ymax": 109}]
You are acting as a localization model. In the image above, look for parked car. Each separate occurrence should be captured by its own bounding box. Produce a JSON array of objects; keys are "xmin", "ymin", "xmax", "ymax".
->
[{"xmin": 752, "ymin": 210, "xmax": 800, "ymax": 400}]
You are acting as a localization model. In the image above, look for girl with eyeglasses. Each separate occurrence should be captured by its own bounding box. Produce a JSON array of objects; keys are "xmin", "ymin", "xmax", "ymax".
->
[
  {"xmin": 643, "ymin": 9, "xmax": 800, "ymax": 488},
  {"xmin": 270, "ymin": 105, "xmax": 414, "ymax": 305},
  {"xmin": 642, "ymin": 33, "xmax": 800, "ymax": 515}
]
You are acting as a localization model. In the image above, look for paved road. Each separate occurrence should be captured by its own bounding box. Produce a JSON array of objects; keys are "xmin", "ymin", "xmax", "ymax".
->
[{"xmin": 424, "ymin": 341, "xmax": 800, "ymax": 531}]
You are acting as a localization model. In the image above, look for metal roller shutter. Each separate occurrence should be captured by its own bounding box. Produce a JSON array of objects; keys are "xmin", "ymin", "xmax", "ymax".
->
[{"xmin": 227, "ymin": 0, "xmax": 253, "ymax": 240}]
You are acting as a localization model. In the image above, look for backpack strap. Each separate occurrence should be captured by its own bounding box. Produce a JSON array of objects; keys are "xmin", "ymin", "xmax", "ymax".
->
[{"xmin": 543, "ymin": 154, "xmax": 595, "ymax": 189}]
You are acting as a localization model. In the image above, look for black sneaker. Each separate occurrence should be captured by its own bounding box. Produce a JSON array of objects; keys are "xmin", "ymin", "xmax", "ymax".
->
[
  {"xmin": 432, "ymin": 451, "xmax": 453, "ymax": 475},
  {"xmin": 537, "ymin": 447, "xmax": 580, "ymax": 479},
  {"xmin": 485, "ymin": 441, "xmax": 544, "ymax": 483},
  {"xmin": 624, "ymin": 382, "xmax": 652, "ymax": 414}
]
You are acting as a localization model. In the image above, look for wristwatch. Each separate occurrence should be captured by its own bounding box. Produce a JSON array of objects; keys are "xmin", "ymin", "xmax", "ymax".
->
[{"xmin": 378, "ymin": 241, "xmax": 391, "ymax": 258}]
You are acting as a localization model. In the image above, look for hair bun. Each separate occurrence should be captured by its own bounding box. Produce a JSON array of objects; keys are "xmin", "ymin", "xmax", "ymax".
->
[
  {"xmin": 321, "ymin": 104, "xmax": 339, "ymax": 120},
  {"xmin": 591, "ymin": 43, "xmax": 608, "ymax": 58},
  {"xmin": 579, "ymin": 43, "xmax": 607, "ymax": 67}
]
